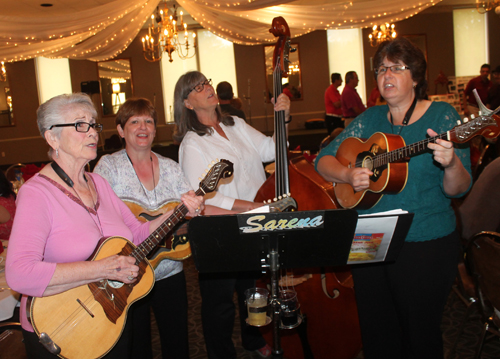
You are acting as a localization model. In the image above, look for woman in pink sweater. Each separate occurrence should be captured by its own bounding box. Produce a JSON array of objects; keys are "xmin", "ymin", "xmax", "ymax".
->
[{"xmin": 6, "ymin": 93, "xmax": 203, "ymax": 359}]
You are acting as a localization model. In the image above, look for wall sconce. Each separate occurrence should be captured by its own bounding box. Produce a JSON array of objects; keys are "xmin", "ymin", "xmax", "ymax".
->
[{"xmin": 368, "ymin": 23, "xmax": 397, "ymax": 47}]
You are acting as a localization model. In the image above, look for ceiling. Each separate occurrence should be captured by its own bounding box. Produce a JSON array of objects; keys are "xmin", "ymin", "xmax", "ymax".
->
[
  {"xmin": 0, "ymin": 0, "xmax": 484, "ymax": 62},
  {"xmin": 4, "ymin": 0, "xmax": 478, "ymax": 19}
]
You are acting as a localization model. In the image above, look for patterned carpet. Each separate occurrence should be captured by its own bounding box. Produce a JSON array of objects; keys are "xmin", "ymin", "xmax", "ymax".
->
[{"xmin": 152, "ymin": 258, "xmax": 500, "ymax": 359}]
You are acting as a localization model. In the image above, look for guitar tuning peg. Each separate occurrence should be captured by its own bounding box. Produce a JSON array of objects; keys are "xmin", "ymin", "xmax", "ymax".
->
[
  {"xmin": 470, "ymin": 114, "xmax": 475, "ymax": 119},
  {"xmin": 198, "ymin": 177, "xmax": 202, "ymax": 181},
  {"xmin": 273, "ymin": 197, "xmax": 277, "ymax": 202},
  {"xmin": 283, "ymin": 194, "xmax": 288, "ymax": 198},
  {"xmin": 287, "ymin": 192, "xmax": 291, "ymax": 197},
  {"xmin": 456, "ymin": 120, "xmax": 461, "ymax": 125},
  {"xmin": 278, "ymin": 195, "xmax": 282, "ymax": 200}
]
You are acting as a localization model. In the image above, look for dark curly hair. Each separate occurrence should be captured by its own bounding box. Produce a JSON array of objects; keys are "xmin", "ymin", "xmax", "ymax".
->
[{"xmin": 373, "ymin": 37, "xmax": 428, "ymax": 100}]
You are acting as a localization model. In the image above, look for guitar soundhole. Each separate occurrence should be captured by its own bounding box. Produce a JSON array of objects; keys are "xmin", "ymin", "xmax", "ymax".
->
[
  {"xmin": 107, "ymin": 280, "xmax": 125, "ymax": 289},
  {"xmin": 361, "ymin": 156, "xmax": 374, "ymax": 171}
]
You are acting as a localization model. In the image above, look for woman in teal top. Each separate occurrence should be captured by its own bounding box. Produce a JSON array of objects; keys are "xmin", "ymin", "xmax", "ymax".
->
[{"xmin": 316, "ymin": 37, "xmax": 471, "ymax": 359}]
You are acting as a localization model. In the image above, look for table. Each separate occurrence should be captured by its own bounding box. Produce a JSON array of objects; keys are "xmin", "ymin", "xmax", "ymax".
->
[{"xmin": 0, "ymin": 240, "xmax": 20, "ymax": 322}]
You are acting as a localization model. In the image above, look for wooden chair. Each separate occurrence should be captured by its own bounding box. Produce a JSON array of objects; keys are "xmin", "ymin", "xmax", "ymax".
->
[{"xmin": 467, "ymin": 231, "xmax": 500, "ymax": 358}]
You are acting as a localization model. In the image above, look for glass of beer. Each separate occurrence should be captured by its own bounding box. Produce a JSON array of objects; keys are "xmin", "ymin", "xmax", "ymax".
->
[{"xmin": 245, "ymin": 287, "xmax": 270, "ymax": 326}]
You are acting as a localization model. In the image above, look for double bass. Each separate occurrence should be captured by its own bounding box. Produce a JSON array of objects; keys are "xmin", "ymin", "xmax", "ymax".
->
[{"xmin": 255, "ymin": 17, "xmax": 362, "ymax": 359}]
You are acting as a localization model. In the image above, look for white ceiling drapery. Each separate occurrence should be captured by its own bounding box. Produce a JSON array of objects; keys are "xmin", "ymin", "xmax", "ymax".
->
[{"xmin": 0, "ymin": 0, "xmax": 442, "ymax": 62}]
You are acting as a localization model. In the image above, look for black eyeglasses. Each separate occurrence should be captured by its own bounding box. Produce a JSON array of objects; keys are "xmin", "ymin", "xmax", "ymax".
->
[
  {"xmin": 375, "ymin": 65, "xmax": 411, "ymax": 76},
  {"xmin": 49, "ymin": 122, "xmax": 103, "ymax": 133},
  {"xmin": 189, "ymin": 79, "xmax": 212, "ymax": 95}
]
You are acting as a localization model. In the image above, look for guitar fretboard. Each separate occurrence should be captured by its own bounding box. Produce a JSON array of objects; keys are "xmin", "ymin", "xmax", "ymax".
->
[{"xmin": 371, "ymin": 133, "xmax": 448, "ymax": 168}]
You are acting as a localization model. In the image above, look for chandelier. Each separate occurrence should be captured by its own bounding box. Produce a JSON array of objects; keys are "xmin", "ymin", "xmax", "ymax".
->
[
  {"xmin": 368, "ymin": 23, "xmax": 397, "ymax": 47},
  {"xmin": 476, "ymin": 0, "xmax": 500, "ymax": 13},
  {"xmin": 141, "ymin": 1, "xmax": 197, "ymax": 63},
  {"xmin": 0, "ymin": 62, "xmax": 6, "ymax": 82}
]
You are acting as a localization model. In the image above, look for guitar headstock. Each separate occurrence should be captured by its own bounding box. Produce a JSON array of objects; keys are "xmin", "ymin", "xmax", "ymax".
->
[
  {"xmin": 198, "ymin": 159, "xmax": 234, "ymax": 194},
  {"xmin": 451, "ymin": 113, "xmax": 500, "ymax": 143}
]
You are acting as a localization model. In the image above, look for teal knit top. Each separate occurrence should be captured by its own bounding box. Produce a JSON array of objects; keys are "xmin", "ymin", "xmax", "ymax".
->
[{"xmin": 316, "ymin": 101, "xmax": 472, "ymax": 242}]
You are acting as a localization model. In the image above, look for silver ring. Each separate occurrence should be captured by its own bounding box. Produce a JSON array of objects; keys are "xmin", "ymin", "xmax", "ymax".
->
[{"xmin": 128, "ymin": 276, "xmax": 134, "ymax": 281}]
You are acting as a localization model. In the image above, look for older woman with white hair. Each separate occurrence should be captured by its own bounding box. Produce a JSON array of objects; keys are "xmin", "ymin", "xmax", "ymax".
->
[{"xmin": 6, "ymin": 93, "xmax": 203, "ymax": 359}]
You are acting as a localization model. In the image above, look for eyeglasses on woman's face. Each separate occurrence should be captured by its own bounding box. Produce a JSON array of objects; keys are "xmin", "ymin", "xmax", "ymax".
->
[
  {"xmin": 49, "ymin": 121, "xmax": 103, "ymax": 133},
  {"xmin": 375, "ymin": 65, "xmax": 411, "ymax": 76},
  {"xmin": 188, "ymin": 79, "xmax": 212, "ymax": 95}
]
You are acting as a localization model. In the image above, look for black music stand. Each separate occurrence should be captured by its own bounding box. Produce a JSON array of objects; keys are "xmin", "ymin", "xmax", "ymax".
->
[{"xmin": 188, "ymin": 209, "xmax": 412, "ymax": 358}]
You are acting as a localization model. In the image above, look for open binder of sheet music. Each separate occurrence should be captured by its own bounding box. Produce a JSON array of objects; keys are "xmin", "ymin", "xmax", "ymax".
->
[{"xmin": 347, "ymin": 209, "xmax": 408, "ymax": 265}]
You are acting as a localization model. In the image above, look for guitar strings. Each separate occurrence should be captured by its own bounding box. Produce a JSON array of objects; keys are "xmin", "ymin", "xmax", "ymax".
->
[{"xmin": 354, "ymin": 131, "xmax": 450, "ymax": 169}]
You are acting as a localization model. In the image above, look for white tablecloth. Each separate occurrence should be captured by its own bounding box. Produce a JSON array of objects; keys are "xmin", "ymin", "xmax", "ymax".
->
[{"xmin": 0, "ymin": 239, "xmax": 20, "ymax": 321}]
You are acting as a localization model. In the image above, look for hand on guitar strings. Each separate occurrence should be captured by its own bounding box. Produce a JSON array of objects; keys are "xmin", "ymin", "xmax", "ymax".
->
[
  {"xmin": 181, "ymin": 190, "xmax": 205, "ymax": 217},
  {"xmin": 347, "ymin": 167, "xmax": 373, "ymax": 193},
  {"xmin": 101, "ymin": 255, "xmax": 139, "ymax": 283},
  {"xmin": 271, "ymin": 93, "xmax": 291, "ymax": 123},
  {"xmin": 426, "ymin": 128, "xmax": 456, "ymax": 168}
]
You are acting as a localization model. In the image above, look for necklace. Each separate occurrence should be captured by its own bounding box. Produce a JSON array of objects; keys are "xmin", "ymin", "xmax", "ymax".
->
[
  {"xmin": 389, "ymin": 96, "xmax": 418, "ymax": 135},
  {"xmin": 126, "ymin": 152, "xmax": 158, "ymax": 208},
  {"xmin": 51, "ymin": 161, "xmax": 104, "ymax": 237}
]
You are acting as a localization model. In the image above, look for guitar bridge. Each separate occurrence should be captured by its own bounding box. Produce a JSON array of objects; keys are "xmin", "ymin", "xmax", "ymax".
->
[{"xmin": 39, "ymin": 332, "xmax": 61, "ymax": 355}]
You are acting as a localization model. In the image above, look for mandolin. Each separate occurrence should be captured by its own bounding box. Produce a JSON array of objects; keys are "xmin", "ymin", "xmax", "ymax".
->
[
  {"xmin": 28, "ymin": 159, "xmax": 234, "ymax": 359},
  {"xmin": 335, "ymin": 113, "xmax": 500, "ymax": 209}
]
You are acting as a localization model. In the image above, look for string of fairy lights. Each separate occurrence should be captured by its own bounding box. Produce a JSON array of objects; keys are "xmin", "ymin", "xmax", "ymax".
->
[{"xmin": 0, "ymin": 0, "xmax": 442, "ymax": 62}]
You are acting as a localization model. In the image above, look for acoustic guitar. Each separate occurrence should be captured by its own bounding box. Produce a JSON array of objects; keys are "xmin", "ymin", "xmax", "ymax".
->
[
  {"xmin": 28, "ymin": 159, "xmax": 234, "ymax": 359},
  {"xmin": 334, "ymin": 113, "xmax": 500, "ymax": 209}
]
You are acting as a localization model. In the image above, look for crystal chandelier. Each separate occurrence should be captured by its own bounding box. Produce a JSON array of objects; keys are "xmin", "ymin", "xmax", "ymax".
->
[
  {"xmin": 0, "ymin": 62, "xmax": 6, "ymax": 82},
  {"xmin": 476, "ymin": 0, "xmax": 500, "ymax": 13},
  {"xmin": 368, "ymin": 23, "xmax": 397, "ymax": 47},
  {"xmin": 141, "ymin": 1, "xmax": 197, "ymax": 63}
]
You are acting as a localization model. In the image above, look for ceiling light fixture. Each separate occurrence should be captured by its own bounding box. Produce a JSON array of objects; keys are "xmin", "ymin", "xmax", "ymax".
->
[
  {"xmin": 368, "ymin": 23, "xmax": 397, "ymax": 47},
  {"xmin": 141, "ymin": 1, "xmax": 197, "ymax": 63}
]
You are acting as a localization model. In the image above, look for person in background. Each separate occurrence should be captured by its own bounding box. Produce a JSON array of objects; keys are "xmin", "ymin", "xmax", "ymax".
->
[
  {"xmin": 6, "ymin": 93, "xmax": 203, "ymax": 359},
  {"xmin": 216, "ymin": 81, "xmax": 246, "ymax": 121},
  {"xmin": 324, "ymin": 72, "xmax": 343, "ymax": 134},
  {"xmin": 367, "ymin": 82, "xmax": 386, "ymax": 107},
  {"xmin": 282, "ymin": 82, "xmax": 294, "ymax": 99},
  {"xmin": 341, "ymin": 71, "xmax": 366, "ymax": 127},
  {"xmin": 173, "ymin": 71, "xmax": 291, "ymax": 359},
  {"xmin": 462, "ymin": 63, "xmax": 491, "ymax": 117},
  {"xmin": 0, "ymin": 170, "xmax": 16, "ymax": 240},
  {"xmin": 487, "ymin": 65, "xmax": 500, "ymax": 111},
  {"xmin": 316, "ymin": 37, "xmax": 471, "ymax": 359},
  {"xmin": 230, "ymin": 97, "xmax": 244, "ymax": 111},
  {"xmin": 94, "ymin": 97, "xmax": 229, "ymax": 359}
]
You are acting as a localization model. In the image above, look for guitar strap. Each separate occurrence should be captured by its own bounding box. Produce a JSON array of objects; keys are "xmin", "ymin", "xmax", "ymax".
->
[
  {"xmin": 51, "ymin": 161, "xmax": 75, "ymax": 187},
  {"xmin": 390, "ymin": 96, "xmax": 418, "ymax": 135}
]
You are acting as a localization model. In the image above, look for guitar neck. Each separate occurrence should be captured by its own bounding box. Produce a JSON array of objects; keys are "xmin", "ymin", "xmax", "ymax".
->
[
  {"xmin": 130, "ymin": 188, "xmax": 202, "ymax": 264},
  {"xmin": 374, "ymin": 132, "xmax": 448, "ymax": 167},
  {"xmin": 373, "ymin": 113, "xmax": 500, "ymax": 168}
]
